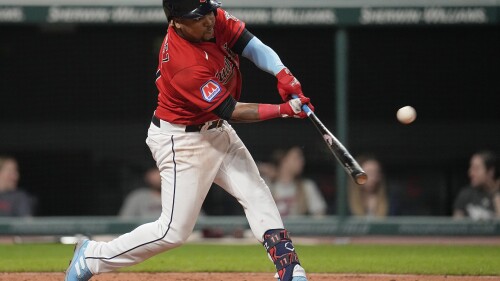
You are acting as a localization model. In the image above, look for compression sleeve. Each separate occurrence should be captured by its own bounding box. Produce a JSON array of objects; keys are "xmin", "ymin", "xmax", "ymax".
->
[
  {"xmin": 212, "ymin": 95, "xmax": 237, "ymax": 120},
  {"xmin": 232, "ymin": 29, "xmax": 254, "ymax": 55},
  {"xmin": 242, "ymin": 37, "xmax": 285, "ymax": 76}
]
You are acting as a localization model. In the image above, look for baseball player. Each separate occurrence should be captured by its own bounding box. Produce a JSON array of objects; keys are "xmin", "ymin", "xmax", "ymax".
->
[{"xmin": 65, "ymin": 1, "xmax": 314, "ymax": 280}]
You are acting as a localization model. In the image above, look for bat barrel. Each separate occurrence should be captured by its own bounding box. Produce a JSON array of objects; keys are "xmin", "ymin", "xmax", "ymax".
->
[
  {"xmin": 290, "ymin": 94, "xmax": 368, "ymax": 186},
  {"xmin": 353, "ymin": 172, "xmax": 368, "ymax": 185}
]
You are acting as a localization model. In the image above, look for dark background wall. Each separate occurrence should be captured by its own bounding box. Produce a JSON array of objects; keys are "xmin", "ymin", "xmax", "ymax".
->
[{"xmin": 0, "ymin": 24, "xmax": 498, "ymax": 216}]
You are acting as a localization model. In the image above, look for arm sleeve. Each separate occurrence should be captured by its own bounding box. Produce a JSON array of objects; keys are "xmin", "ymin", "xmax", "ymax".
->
[
  {"xmin": 231, "ymin": 29, "xmax": 254, "ymax": 55},
  {"xmin": 242, "ymin": 36, "xmax": 285, "ymax": 75},
  {"xmin": 212, "ymin": 95, "xmax": 237, "ymax": 120}
]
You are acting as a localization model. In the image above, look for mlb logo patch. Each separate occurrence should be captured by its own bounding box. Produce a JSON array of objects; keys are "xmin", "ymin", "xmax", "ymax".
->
[{"xmin": 201, "ymin": 80, "xmax": 222, "ymax": 102}]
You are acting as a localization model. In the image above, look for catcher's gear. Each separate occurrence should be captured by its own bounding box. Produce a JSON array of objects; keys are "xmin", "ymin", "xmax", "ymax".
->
[
  {"xmin": 163, "ymin": 0, "xmax": 221, "ymax": 21},
  {"xmin": 263, "ymin": 229, "xmax": 301, "ymax": 281}
]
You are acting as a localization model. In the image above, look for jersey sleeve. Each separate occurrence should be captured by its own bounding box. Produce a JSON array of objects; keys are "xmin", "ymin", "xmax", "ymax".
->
[
  {"xmin": 215, "ymin": 8, "xmax": 246, "ymax": 49},
  {"xmin": 170, "ymin": 66, "xmax": 230, "ymax": 112}
]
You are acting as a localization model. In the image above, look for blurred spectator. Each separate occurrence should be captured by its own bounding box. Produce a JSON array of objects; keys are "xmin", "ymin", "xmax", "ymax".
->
[
  {"xmin": 348, "ymin": 155, "xmax": 389, "ymax": 218},
  {"xmin": 0, "ymin": 156, "xmax": 34, "ymax": 217},
  {"xmin": 119, "ymin": 166, "xmax": 162, "ymax": 218},
  {"xmin": 453, "ymin": 150, "xmax": 500, "ymax": 220},
  {"xmin": 256, "ymin": 161, "xmax": 277, "ymax": 184},
  {"xmin": 267, "ymin": 146, "xmax": 327, "ymax": 217}
]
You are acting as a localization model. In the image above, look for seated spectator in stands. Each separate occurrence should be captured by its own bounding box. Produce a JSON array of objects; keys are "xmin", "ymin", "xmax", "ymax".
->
[
  {"xmin": 348, "ymin": 155, "xmax": 389, "ymax": 218},
  {"xmin": 453, "ymin": 150, "xmax": 500, "ymax": 220},
  {"xmin": 119, "ymin": 166, "xmax": 162, "ymax": 218},
  {"xmin": 267, "ymin": 146, "xmax": 327, "ymax": 217},
  {"xmin": 256, "ymin": 160, "xmax": 278, "ymax": 185},
  {"xmin": 0, "ymin": 156, "xmax": 34, "ymax": 217}
]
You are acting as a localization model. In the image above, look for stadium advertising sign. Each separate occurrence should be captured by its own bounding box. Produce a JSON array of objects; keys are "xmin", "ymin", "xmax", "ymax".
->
[
  {"xmin": 359, "ymin": 7, "xmax": 489, "ymax": 25},
  {"xmin": 0, "ymin": 6, "xmax": 498, "ymax": 25},
  {"xmin": 47, "ymin": 6, "xmax": 165, "ymax": 23},
  {"xmin": 0, "ymin": 7, "xmax": 24, "ymax": 22}
]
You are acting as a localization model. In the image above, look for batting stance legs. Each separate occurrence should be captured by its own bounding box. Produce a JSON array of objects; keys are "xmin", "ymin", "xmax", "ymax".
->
[{"xmin": 67, "ymin": 121, "xmax": 306, "ymax": 280}]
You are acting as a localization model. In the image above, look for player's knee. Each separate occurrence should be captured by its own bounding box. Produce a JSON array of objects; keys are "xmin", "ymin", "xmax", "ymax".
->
[
  {"xmin": 158, "ymin": 235, "xmax": 186, "ymax": 248},
  {"xmin": 156, "ymin": 221, "xmax": 190, "ymax": 248}
]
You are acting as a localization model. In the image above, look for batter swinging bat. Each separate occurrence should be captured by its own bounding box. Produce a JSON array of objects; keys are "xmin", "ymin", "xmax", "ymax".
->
[{"xmin": 293, "ymin": 95, "xmax": 368, "ymax": 185}]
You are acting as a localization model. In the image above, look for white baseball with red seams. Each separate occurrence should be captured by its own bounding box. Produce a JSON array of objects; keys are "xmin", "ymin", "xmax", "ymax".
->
[{"xmin": 397, "ymin": 106, "xmax": 417, "ymax": 124}]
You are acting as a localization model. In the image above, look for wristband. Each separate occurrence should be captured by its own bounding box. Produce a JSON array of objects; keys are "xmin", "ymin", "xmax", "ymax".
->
[{"xmin": 258, "ymin": 104, "xmax": 280, "ymax": 120}]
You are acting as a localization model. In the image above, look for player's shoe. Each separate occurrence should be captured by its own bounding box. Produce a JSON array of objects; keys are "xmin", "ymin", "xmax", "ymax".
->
[{"xmin": 65, "ymin": 239, "xmax": 93, "ymax": 281}]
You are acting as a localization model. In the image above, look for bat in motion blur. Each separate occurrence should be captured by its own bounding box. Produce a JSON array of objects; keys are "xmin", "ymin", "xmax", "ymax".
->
[{"xmin": 293, "ymin": 95, "xmax": 367, "ymax": 185}]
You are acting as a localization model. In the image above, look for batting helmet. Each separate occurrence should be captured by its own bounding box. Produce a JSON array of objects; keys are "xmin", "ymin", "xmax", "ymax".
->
[{"xmin": 163, "ymin": 0, "xmax": 221, "ymax": 21}]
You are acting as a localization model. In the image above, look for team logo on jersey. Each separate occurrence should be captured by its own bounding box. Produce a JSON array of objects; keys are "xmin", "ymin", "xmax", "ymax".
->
[{"xmin": 201, "ymin": 80, "xmax": 222, "ymax": 102}]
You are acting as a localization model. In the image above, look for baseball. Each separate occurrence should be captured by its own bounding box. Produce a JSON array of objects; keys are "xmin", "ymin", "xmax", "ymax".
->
[{"xmin": 396, "ymin": 106, "xmax": 417, "ymax": 124}]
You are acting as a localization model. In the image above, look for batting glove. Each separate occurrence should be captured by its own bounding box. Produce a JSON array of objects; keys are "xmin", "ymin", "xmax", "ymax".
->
[
  {"xmin": 279, "ymin": 96, "xmax": 313, "ymax": 119},
  {"xmin": 276, "ymin": 68, "xmax": 303, "ymax": 102}
]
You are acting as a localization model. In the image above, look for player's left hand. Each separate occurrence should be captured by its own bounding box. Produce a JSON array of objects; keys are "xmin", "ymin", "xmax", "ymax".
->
[
  {"xmin": 276, "ymin": 68, "xmax": 303, "ymax": 102},
  {"xmin": 279, "ymin": 96, "xmax": 313, "ymax": 119}
]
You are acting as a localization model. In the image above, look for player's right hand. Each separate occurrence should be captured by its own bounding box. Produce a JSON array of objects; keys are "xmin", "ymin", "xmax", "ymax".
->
[
  {"xmin": 279, "ymin": 96, "xmax": 313, "ymax": 119},
  {"xmin": 276, "ymin": 68, "xmax": 303, "ymax": 102}
]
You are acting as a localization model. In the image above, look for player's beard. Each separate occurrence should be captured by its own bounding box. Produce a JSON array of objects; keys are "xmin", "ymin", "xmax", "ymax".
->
[{"xmin": 202, "ymin": 28, "xmax": 214, "ymax": 41}]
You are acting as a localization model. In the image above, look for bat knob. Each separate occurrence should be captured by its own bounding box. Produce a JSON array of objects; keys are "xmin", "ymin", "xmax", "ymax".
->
[{"xmin": 354, "ymin": 172, "xmax": 368, "ymax": 185}]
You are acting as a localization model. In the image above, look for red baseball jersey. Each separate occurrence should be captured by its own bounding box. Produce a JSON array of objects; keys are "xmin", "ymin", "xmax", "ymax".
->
[{"xmin": 154, "ymin": 8, "xmax": 245, "ymax": 125}]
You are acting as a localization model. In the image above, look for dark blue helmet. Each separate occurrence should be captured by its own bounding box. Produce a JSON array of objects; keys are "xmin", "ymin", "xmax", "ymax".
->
[{"xmin": 163, "ymin": 0, "xmax": 221, "ymax": 21}]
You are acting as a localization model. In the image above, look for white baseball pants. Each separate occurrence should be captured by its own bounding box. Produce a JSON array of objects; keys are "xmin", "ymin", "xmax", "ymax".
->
[{"xmin": 83, "ymin": 119, "xmax": 284, "ymax": 274}]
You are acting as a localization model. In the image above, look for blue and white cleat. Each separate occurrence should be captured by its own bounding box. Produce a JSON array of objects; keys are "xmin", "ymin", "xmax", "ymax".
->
[
  {"xmin": 277, "ymin": 264, "xmax": 308, "ymax": 281},
  {"xmin": 65, "ymin": 239, "xmax": 93, "ymax": 281}
]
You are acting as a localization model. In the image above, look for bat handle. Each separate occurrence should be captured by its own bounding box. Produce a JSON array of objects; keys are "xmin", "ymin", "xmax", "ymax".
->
[{"xmin": 291, "ymin": 94, "xmax": 313, "ymax": 116}]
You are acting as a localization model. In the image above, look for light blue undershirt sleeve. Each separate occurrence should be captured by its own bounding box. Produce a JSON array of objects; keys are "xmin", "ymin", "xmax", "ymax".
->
[{"xmin": 241, "ymin": 37, "xmax": 285, "ymax": 76}]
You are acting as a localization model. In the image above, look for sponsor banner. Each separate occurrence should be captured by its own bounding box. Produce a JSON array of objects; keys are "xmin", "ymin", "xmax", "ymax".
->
[
  {"xmin": 0, "ymin": 6, "xmax": 498, "ymax": 25},
  {"xmin": 228, "ymin": 8, "xmax": 337, "ymax": 25},
  {"xmin": 0, "ymin": 7, "xmax": 24, "ymax": 22},
  {"xmin": 0, "ymin": 6, "xmax": 165, "ymax": 24},
  {"xmin": 359, "ymin": 7, "xmax": 491, "ymax": 25},
  {"xmin": 46, "ymin": 6, "xmax": 165, "ymax": 23}
]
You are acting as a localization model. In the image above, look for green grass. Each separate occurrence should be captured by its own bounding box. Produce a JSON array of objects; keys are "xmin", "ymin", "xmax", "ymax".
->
[{"xmin": 0, "ymin": 243, "xmax": 499, "ymax": 275}]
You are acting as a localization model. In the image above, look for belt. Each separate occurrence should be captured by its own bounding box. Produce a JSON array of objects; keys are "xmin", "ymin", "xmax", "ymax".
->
[{"xmin": 152, "ymin": 115, "xmax": 223, "ymax": 132}]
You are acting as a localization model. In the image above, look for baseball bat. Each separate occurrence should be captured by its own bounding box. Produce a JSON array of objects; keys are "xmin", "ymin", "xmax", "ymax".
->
[{"xmin": 292, "ymin": 95, "xmax": 367, "ymax": 185}]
